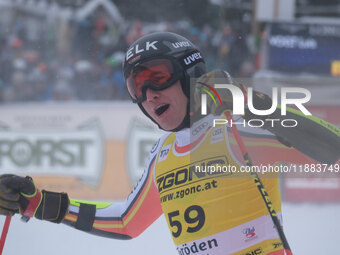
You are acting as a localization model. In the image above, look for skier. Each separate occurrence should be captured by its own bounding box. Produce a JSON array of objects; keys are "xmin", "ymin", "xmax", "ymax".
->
[{"xmin": 0, "ymin": 32, "xmax": 339, "ymax": 255}]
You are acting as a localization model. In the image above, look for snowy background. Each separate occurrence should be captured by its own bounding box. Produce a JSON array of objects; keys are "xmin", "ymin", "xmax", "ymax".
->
[
  {"xmin": 1, "ymin": 202, "xmax": 340, "ymax": 255},
  {"xmin": 1, "ymin": 1, "xmax": 340, "ymax": 255}
]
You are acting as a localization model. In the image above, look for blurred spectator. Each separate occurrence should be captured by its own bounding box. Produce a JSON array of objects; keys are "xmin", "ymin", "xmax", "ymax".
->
[
  {"xmin": 53, "ymin": 79, "xmax": 74, "ymax": 101},
  {"xmin": 0, "ymin": 16, "xmax": 256, "ymax": 103},
  {"xmin": 106, "ymin": 51, "xmax": 128, "ymax": 100},
  {"xmin": 228, "ymin": 30, "xmax": 250, "ymax": 76},
  {"xmin": 4, "ymin": 70, "xmax": 26, "ymax": 102},
  {"xmin": 0, "ymin": 80, "xmax": 4, "ymax": 103},
  {"xmin": 73, "ymin": 60, "xmax": 96, "ymax": 100},
  {"xmin": 125, "ymin": 20, "xmax": 144, "ymax": 45}
]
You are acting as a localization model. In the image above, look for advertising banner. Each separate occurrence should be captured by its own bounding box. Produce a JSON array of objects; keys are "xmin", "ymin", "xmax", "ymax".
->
[
  {"xmin": 0, "ymin": 103, "xmax": 161, "ymax": 200},
  {"xmin": 266, "ymin": 22, "xmax": 340, "ymax": 75}
]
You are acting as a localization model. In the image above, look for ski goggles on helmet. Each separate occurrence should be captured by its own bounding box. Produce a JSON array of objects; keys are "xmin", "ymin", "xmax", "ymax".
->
[{"xmin": 125, "ymin": 57, "xmax": 183, "ymax": 103}]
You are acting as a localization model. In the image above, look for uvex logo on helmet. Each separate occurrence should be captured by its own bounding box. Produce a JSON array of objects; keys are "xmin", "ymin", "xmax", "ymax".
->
[
  {"xmin": 125, "ymin": 41, "xmax": 159, "ymax": 62},
  {"xmin": 184, "ymin": 52, "xmax": 202, "ymax": 66},
  {"xmin": 172, "ymin": 41, "xmax": 191, "ymax": 48}
]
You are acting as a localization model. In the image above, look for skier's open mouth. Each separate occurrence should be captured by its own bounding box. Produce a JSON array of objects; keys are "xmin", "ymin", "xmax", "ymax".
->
[{"xmin": 155, "ymin": 104, "xmax": 170, "ymax": 116}]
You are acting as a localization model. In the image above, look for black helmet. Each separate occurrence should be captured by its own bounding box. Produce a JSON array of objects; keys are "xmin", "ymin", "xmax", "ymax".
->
[
  {"xmin": 123, "ymin": 32, "xmax": 206, "ymax": 101},
  {"xmin": 123, "ymin": 32, "xmax": 206, "ymax": 131}
]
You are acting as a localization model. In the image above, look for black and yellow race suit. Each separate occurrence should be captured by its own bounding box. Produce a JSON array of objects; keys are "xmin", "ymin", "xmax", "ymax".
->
[{"xmin": 63, "ymin": 110, "xmax": 340, "ymax": 255}]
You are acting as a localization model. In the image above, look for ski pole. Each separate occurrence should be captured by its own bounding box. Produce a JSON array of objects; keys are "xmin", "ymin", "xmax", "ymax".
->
[
  {"xmin": 224, "ymin": 111, "xmax": 292, "ymax": 255},
  {"xmin": 0, "ymin": 216, "xmax": 12, "ymax": 255}
]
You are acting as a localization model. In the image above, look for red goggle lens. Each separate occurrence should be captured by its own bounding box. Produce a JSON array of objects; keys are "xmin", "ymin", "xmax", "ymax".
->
[{"xmin": 126, "ymin": 58, "xmax": 176, "ymax": 102}]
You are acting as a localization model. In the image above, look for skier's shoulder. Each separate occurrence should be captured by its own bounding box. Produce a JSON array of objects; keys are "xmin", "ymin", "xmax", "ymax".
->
[{"xmin": 148, "ymin": 131, "xmax": 173, "ymax": 158}]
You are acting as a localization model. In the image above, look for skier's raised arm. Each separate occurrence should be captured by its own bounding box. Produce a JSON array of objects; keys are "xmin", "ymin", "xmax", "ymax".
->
[{"xmin": 0, "ymin": 138, "xmax": 166, "ymax": 239}]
